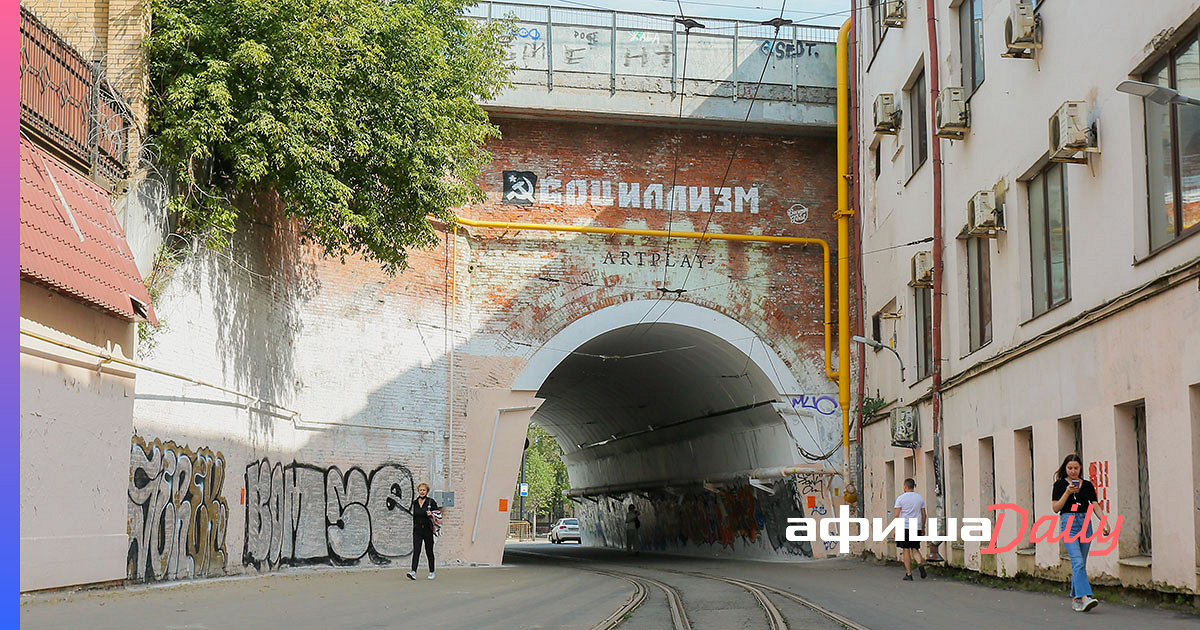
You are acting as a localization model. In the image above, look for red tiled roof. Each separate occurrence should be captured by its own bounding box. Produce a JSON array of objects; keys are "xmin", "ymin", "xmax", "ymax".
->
[{"xmin": 20, "ymin": 137, "xmax": 157, "ymax": 325}]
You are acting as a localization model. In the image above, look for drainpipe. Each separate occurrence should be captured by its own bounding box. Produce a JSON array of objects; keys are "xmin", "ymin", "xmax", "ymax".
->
[
  {"xmin": 924, "ymin": 0, "xmax": 947, "ymax": 537},
  {"xmin": 848, "ymin": 4, "xmax": 866, "ymax": 517},
  {"xmin": 836, "ymin": 21, "xmax": 853, "ymax": 475}
]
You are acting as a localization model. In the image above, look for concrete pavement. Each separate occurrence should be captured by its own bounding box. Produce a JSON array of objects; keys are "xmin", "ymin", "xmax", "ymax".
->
[{"xmin": 20, "ymin": 541, "xmax": 1200, "ymax": 630}]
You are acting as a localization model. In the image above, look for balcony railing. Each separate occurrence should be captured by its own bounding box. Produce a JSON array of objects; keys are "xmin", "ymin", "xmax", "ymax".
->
[{"xmin": 19, "ymin": 6, "xmax": 132, "ymax": 188}]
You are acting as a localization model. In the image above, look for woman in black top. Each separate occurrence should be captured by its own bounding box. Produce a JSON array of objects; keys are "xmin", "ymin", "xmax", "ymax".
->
[
  {"xmin": 1050, "ymin": 454, "xmax": 1109, "ymax": 613},
  {"xmin": 408, "ymin": 482, "xmax": 440, "ymax": 580}
]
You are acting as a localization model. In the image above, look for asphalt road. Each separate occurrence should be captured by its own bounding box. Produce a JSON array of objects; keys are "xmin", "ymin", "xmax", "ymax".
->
[{"xmin": 20, "ymin": 542, "xmax": 1200, "ymax": 630}]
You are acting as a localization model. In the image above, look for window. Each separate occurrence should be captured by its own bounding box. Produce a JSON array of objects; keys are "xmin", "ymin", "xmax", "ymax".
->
[
  {"xmin": 1116, "ymin": 402, "xmax": 1152, "ymax": 557},
  {"xmin": 874, "ymin": 146, "xmax": 882, "ymax": 180},
  {"xmin": 1029, "ymin": 162, "xmax": 1070, "ymax": 316},
  {"xmin": 966, "ymin": 237, "xmax": 992, "ymax": 351},
  {"xmin": 959, "ymin": 0, "xmax": 985, "ymax": 95},
  {"xmin": 1144, "ymin": 30, "xmax": 1200, "ymax": 251},
  {"xmin": 914, "ymin": 286, "xmax": 933, "ymax": 380},
  {"xmin": 1058, "ymin": 415, "xmax": 1082, "ymax": 460},
  {"xmin": 908, "ymin": 70, "xmax": 928, "ymax": 174},
  {"xmin": 870, "ymin": 0, "xmax": 884, "ymax": 54},
  {"xmin": 1133, "ymin": 404, "xmax": 1152, "ymax": 555},
  {"xmin": 979, "ymin": 436, "xmax": 996, "ymax": 514},
  {"xmin": 871, "ymin": 312, "xmax": 883, "ymax": 346},
  {"xmin": 1013, "ymin": 428, "xmax": 1034, "ymax": 548},
  {"xmin": 948, "ymin": 444, "xmax": 964, "ymax": 523}
]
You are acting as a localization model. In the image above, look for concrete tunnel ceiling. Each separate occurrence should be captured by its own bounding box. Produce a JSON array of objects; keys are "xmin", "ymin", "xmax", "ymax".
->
[{"xmin": 532, "ymin": 323, "xmax": 789, "ymax": 484}]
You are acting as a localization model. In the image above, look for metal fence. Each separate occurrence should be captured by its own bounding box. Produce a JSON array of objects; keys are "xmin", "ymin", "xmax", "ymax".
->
[
  {"xmin": 466, "ymin": 1, "xmax": 838, "ymax": 97},
  {"xmin": 20, "ymin": 6, "xmax": 132, "ymax": 186}
]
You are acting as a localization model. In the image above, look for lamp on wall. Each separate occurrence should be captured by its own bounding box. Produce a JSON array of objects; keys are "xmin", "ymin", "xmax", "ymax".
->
[
  {"xmin": 1116, "ymin": 80, "xmax": 1200, "ymax": 106},
  {"xmin": 852, "ymin": 335, "xmax": 906, "ymax": 383}
]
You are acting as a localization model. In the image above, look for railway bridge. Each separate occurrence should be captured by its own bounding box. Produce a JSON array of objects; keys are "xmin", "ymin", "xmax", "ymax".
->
[{"xmin": 114, "ymin": 2, "xmax": 853, "ymax": 586}]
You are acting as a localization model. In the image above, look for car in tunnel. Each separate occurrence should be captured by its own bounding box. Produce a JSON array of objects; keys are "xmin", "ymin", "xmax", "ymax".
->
[{"xmin": 548, "ymin": 518, "xmax": 581, "ymax": 544}]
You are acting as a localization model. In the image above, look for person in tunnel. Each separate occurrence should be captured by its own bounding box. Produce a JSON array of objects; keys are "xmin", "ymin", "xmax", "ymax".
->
[
  {"xmin": 625, "ymin": 504, "xmax": 641, "ymax": 554},
  {"xmin": 408, "ymin": 482, "xmax": 441, "ymax": 580}
]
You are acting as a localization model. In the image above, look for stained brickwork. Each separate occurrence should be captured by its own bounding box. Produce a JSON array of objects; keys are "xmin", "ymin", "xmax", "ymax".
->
[{"xmin": 129, "ymin": 117, "xmax": 840, "ymax": 579}]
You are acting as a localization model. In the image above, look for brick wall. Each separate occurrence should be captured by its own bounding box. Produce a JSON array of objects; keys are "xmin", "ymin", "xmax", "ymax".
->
[{"xmin": 127, "ymin": 117, "xmax": 840, "ymax": 582}]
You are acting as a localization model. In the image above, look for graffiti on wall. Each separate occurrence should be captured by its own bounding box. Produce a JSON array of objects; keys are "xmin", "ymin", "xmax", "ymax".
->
[
  {"xmin": 128, "ymin": 436, "xmax": 229, "ymax": 582},
  {"xmin": 243, "ymin": 459, "xmax": 416, "ymax": 569},
  {"xmin": 1088, "ymin": 460, "xmax": 1111, "ymax": 513},
  {"xmin": 581, "ymin": 472, "xmax": 840, "ymax": 557}
]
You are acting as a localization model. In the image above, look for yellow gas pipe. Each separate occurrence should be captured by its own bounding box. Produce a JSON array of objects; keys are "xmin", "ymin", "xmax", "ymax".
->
[
  {"xmin": 836, "ymin": 20, "xmax": 853, "ymax": 467},
  {"xmin": 450, "ymin": 216, "xmax": 838, "ymax": 383}
]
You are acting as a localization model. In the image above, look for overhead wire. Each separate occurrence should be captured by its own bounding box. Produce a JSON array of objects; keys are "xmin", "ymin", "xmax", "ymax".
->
[{"xmin": 633, "ymin": 0, "xmax": 791, "ymax": 338}]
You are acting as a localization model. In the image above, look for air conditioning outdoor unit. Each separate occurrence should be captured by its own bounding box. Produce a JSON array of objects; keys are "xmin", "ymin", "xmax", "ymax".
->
[
  {"xmin": 909, "ymin": 250, "xmax": 933, "ymax": 287},
  {"xmin": 883, "ymin": 0, "xmax": 906, "ymax": 28},
  {"xmin": 967, "ymin": 190, "xmax": 1002, "ymax": 235},
  {"xmin": 934, "ymin": 87, "xmax": 969, "ymax": 138},
  {"xmin": 1003, "ymin": 0, "xmax": 1041, "ymax": 58},
  {"xmin": 1049, "ymin": 101, "xmax": 1098, "ymax": 163},
  {"xmin": 890, "ymin": 405, "xmax": 919, "ymax": 448},
  {"xmin": 874, "ymin": 93, "xmax": 900, "ymax": 134}
]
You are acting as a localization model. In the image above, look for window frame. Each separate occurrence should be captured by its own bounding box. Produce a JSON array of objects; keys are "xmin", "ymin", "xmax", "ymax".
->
[
  {"xmin": 1028, "ymin": 162, "xmax": 1071, "ymax": 317},
  {"xmin": 914, "ymin": 286, "xmax": 933, "ymax": 381},
  {"xmin": 1143, "ymin": 27, "xmax": 1200, "ymax": 254},
  {"xmin": 958, "ymin": 0, "xmax": 985, "ymax": 97},
  {"xmin": 966, "ymin": 236, "xmax": 992, "ymax": 352},
  {"xmin": 908, "ymin": 69, "xmax": 928, "ymax": 177}
]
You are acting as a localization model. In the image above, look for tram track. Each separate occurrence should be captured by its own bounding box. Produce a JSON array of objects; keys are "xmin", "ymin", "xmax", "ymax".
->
[{"xmin": 506, "ymin": 547, "xmax": 869, "ymax": 630}]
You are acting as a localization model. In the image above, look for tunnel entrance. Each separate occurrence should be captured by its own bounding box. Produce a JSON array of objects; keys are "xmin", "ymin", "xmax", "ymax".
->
[{"xmin": 508, "ymin": 300, "xmax": 844, "ymax": 559}]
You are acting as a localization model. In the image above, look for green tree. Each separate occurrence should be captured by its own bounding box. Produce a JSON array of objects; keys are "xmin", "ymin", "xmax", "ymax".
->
[
  {"xmin": 514, "ymin": 424, "xmax": 572, "ymax": 524},
  {"xmin": 144, "ymin": 0, "xmax": 512, "ymax": 271}
]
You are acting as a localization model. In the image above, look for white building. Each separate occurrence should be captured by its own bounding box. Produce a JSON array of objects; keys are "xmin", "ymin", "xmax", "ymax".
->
[{"xmin": 854, "ymin": 0, "xmax": 1200, "ymax": 594}]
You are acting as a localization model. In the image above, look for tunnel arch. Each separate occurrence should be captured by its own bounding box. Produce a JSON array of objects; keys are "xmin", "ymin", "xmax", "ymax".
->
[{"xmin": 511, "ymin": 300, "xmax": 842, "ymax": 495}]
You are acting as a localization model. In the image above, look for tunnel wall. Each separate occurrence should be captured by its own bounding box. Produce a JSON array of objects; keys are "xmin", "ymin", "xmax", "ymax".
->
[{"xmin": 577, "ymin": 474, "xmax": 845, "ymax": 560}]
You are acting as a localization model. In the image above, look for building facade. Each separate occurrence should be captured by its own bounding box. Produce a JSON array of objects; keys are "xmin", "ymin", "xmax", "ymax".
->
[{"xmin": 854, "ymin": 0, "xmax": 1200, "ymax": 594}]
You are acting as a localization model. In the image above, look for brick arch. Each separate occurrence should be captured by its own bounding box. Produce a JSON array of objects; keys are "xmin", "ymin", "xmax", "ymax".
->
[{"xmin": 511, "ymin": 298, "xmax": 819, "ymax": 396}]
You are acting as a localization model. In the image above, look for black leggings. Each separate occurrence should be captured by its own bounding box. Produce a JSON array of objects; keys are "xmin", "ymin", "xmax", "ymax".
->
[{"xmin": 412, "ymin": 527, "xmax": 435, "ymax": 572}]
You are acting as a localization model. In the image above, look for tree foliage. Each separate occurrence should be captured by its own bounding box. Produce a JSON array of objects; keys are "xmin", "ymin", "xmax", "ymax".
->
[
  {"xmin": 145, "ymin": 0, "xmax": 512, "ymax": 271},
  {"xmin": 514, "ymin": 424, "xmax": 572, "ymax": 520}
]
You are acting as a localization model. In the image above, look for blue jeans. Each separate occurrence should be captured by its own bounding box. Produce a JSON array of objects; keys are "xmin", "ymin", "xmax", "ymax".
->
[{"xmin": 1059, "ymin": 513, "xmax": 1093, "ymax": 598}]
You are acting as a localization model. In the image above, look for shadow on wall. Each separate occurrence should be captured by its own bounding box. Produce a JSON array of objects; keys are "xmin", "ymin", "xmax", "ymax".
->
[
  {"xmin": 579, "ymin": 474, "xmax": 843, "ymax": 558},
  {"xmin": 127, "ymin": 119, "xmax": 838, "ymax": 582}
]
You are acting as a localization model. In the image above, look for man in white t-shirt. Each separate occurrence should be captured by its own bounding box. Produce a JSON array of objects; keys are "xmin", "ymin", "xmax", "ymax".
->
[{"xmin": 892, "ymin": 478, "xmax": 927, "ymax": 581}]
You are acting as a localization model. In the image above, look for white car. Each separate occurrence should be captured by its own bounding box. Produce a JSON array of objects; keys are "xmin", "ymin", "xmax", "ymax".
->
[{"xmin": 548, "ymin": 518, "xmax": 581, "ymax": 543}]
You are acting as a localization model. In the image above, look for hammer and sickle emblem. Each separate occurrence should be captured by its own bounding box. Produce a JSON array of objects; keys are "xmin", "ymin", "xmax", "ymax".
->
[{"xmin": 503, "ymin": 171, "xmax": 538, "ymax": 205}]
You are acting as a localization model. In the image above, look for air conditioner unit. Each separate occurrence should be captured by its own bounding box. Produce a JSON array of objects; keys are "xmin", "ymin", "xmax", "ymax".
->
[
  {"xmin": 966, "ymin": 190, "xmax": 1002, "ymax": 235},
  {"xmin": 874, "ymin": 93, "xmax": 900, "ymax": 134},
  {"xmin": 1049, "ymin": 101, "xmax": 1098, "ymax": 163},
  {"xmin": 1003, "ymin": 0, "xmax": 1042, "ymax": 58},
  {"xmin": 934, "ymin": 87, "xmax": 969, "ymax": 139},
  {"xmin": 889, "ymin": 405, "xmax": 919, "ymax": 448},
  {"xmin": 883, "ymin": 0, "xmax": 905, "ymax": 28},
  {"xmin": 909, "ymin": 250, "xmax": 933, "ymax": 287}
]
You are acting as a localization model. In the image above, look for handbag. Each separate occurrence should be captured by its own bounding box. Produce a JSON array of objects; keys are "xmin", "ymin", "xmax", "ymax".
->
[{"xmin": 430, "ymin": 509, "xmax": 443, "ymax": 537}]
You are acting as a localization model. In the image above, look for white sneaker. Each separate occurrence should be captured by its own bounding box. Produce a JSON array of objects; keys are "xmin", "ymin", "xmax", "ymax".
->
[
  {"xmin": 427, "ymin": 572, "xmax": 436, "ymax": 580},
  {"xmin": 1080, "ymin": 596, "xmax": 1098, "ymax": 612},
  {"xmin": 406, "ymin": 571, "xmax": 416, "ymax": 580},
  {"xmin": 1071, "ymin": 600, "xmax": 1084, "ymax": 612}
]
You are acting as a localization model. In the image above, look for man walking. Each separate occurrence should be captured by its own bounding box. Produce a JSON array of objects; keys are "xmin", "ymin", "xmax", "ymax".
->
[
  {"xmin": 624, "ymin": 504, "xmax": 640, "ymax": 554},
  {"xmin": 893, "ymin": 478, "xmax": 927, "ymax": 581}
]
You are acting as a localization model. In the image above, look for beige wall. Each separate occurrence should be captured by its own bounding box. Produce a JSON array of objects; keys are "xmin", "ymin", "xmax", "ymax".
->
[
  {"xmin": 459, "ymin": 389, "xmax": 542, "ymax": 566},
  {"xmin": 855, "ymin": 0, "xmax": 1200, "ymax": 594},
  {"xmin": 20, "ymin": 281, "xmax": 137, "ymax": 591}
]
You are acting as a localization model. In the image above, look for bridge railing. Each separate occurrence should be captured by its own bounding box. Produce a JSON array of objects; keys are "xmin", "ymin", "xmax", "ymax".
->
[{"xmin": 466, "ymin": 2, "xmax": 838, "ymax": 101}]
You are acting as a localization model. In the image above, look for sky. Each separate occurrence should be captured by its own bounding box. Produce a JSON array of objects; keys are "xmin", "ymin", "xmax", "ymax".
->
[{"xmin": 479, "ymin": 0, "xmax": 855, "ymax": 27}]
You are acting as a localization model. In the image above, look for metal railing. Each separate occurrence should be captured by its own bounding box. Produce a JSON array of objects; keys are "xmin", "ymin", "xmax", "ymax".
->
[
  {"xmin": 507, "ymin": 520, "xmax": 533, "ymax": 540},
  {"xmin": 19, "ymin": 6, "xmax": 132, "ymax": 186},
  {"xmin": 466, "ymin": 2, "xmax": 838, "ymax": 101}
]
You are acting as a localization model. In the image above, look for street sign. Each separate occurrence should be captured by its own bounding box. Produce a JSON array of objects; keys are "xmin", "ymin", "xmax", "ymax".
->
[{"xmin": 519, "ymin": 483, "xmax": 529, "ymax": 497}]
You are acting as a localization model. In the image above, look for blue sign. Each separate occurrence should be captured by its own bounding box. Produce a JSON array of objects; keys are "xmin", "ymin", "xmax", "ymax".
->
[{"xmin": 518, "ymin": 483, "xmax": 529, "ymax": 497}]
